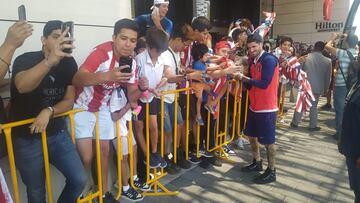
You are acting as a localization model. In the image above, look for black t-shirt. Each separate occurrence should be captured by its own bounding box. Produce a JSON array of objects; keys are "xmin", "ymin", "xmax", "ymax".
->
[{"xmin": 10, "ymin": 51, "xmax": 77, "ymax": 137}]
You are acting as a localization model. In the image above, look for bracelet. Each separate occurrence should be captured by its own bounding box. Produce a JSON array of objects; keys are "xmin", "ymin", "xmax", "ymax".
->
[
  {"xmin": 138, "ymin": 85, "xmax": 147, "ymax": 92},
  {"xmin": 0, "ymin": 57, "xmax": 10, "ymax": 68},
  {"xmin": 47, "ymin": 106, "xmax": 55, "ymax": 117}
]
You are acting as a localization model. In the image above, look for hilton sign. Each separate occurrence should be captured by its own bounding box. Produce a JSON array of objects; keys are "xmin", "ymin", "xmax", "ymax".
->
[{"xmin": 315, "ymin": 21, "xmax": 344, "ymax": 32}]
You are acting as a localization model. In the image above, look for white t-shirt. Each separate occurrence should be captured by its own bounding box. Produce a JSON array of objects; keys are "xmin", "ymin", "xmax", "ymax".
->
[
  {"xmin": 135, "ymin": 49, "xmax": 167, "ymax": 103},
  {"xmin": 160, "ymin": 48, "xmax": 179, "ymax": 103}
]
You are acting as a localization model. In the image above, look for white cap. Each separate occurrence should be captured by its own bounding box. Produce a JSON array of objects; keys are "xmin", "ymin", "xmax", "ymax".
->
[{"xmin": 151, "ymin": 0, "xmax": 169, "ymax": 9}]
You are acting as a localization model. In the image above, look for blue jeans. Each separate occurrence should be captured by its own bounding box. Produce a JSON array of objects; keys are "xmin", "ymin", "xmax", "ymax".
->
[
  {"xmin": 346, "ymin": 157, "xmax": 360, "ymax": 203},
  {"xmin": 13, "ymin": 130, "xmax": 86, "ymax": 203},
  {"xmin": 164, "ymin": 102, "xmax": 184, "ymax": 133},
  {"xmin": 334, "ymin": 86, "xmax": 347, "ymax": 136}
]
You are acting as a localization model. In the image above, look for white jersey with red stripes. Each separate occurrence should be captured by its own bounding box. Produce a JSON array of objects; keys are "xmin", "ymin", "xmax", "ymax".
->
[{"xmin": 75, "ymin": 41, "xmax": 136, "ymax": 112}]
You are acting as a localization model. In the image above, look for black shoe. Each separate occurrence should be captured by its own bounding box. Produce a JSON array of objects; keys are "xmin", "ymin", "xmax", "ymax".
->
[
  {"xmin": 320, "ymin": 103, "xmax": 332, "ymax": 110},
  {"xmin": 103, "ymin": 192, "xmax": 118, "ymax": 203},
  {"xmin": 143, "ymin": 153, "xmax": 161, "ymax": 168},
  {"xmin": 290, "ymin": 122, "xmax": 298, "ymax": 128},
  {"xmin": 164, "ymin": 156, "xmax": 180, "ymax": 175},
  {"xmin": 199, "ymin": 157, "xmax": 211, "ymax": 169},
  {"xmin": 188, "ymin": 151, "xmax": 201, "ymax": 164},
  {"xmin": 177, "ymin": 158, "xmax": 192, "ymax": 169},
  {"xmin": 154, "ymin": 152, "xmax": 167, "ymax": 168},
  {"xmin": 309, "ymin": 126, "xmax": 321, "ymax": 131},
  {"xmin": 254, "ymin": 167, "xmax": 276, "ymax": 184},
  {"xmin": 199, "ymin": 148, "xmax": 214, "ymax": 158},
  {"xmin": 241, "ymin": 159, "xmax": 263, "ymax": 173},
  {"xmin": 133, "ymin": 177, "xmax": 151, "ymax": 192},
  {"xmin": 121, "ymin": 187, "xmax": 144, "ymax": 202},
  {"xmin": 208, "ymin": 156, "xmax": 222, "ymax": 167}
]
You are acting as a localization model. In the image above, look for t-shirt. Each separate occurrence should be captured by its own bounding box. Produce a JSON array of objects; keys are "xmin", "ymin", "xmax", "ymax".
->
[
  {"xmin": 75, "ymin": 41, "xmax": 136, "ymax": 112},
  {"xmin": 134, "ymin": 14, "xmax": 173, "ymax": 38},
  {"xmin": 160, "ymin": 48, "xmax": 179, "ymax": 103},
  {"xmin": 135, "ymin": 49, "xmax": 166, "ymax": 103},
  {"xmin": 10, "ymin": 51, "xmax": 77, "ymax": 137},
  {"xmin": 193, "ymin": 60, "xmax": 206, "ymax": 71},
  {"xmin": 335, "ymin": 48, "xmax": 357, "ymax": 87}
]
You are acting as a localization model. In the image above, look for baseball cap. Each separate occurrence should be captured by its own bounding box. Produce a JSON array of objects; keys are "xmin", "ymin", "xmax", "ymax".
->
[
  {"xmin": 151, "ymin": 0, "xmax": 169, "ymax": 9},
  {"xmin": 43, "ymin": 20, "xmax": 63, "ymax": 37}
]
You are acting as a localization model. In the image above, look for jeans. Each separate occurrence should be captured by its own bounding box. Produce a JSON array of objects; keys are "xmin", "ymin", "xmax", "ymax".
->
[
  {"xmin": 292, "ymin": 93, "xmax": 320, "ymax": 128},
  {"xmin": 334, "ymin": 86, "xmax": 348, "ymax": 136},
  {"xmin": 346, "ymin": 157, "xmax": 360, "ymax": 203},
  {"xmin": 13, "ymin": 130, "xmax": 87, "ymax": 203}
]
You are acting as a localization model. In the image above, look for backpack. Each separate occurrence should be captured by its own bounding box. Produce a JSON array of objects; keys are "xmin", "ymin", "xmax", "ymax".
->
[{"xmin": 339, "ymin": 50, "xmax": 360, "ymax": 89}]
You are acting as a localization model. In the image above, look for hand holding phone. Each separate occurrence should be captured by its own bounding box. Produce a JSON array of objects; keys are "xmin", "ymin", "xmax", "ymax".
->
[
  {"xmin": 152, "ymin": 7, "xmax": 159, "ymax": 16},
  {"xmin": 119, "ymin": 57, "xmax": 132, "ymax": 73},
  {"xmin": 18, "ymin": 5, "xmax": 26, "ymax": 21},
  {"xmin": 61, "ymin": 21, "xmax": 74, "ymax": 53}
]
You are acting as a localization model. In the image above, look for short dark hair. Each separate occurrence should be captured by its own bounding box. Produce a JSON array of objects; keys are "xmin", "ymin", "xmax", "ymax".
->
[
  {"xmin": 145, "ymin": 27, "xmax": 168, "ymax": 53},
  {"xmin": 247, "ymin": 33, "xmax": 263, "ymax": 44},
  {"xmin": 346, "ymin": 34, "xmax": 358, "ymax": 48},
  {"xmin": 280, "ymin": 36, "xmax": 293, "ymax": 45},
  {"xmin": 135, "ymin": 37, "xmax": 146, "ymax": 54},
  {"xmin": 191, "ymin": 43, "xmax": 209, "ymax": 61},
  {"xmin": 314, "ymin": 41, "xmax": 325, "ymax": 52},
  {"xmin": 170, "ymin": 25, "xmax": 187, "ymax": 41},
  {"xmin": 43, "ymin": 20, "xmax": 63, "ymax": 37},
  {"xmin": 231, "ymin": 28, "xmax": 247, "ymax": 42},
  {"xmin": 191, "ymin": 16, "xmax": 212, "ymax": 32},
  {"xmin": 114, "ymin": 18, "xmax": 139, "ymax": 36}
]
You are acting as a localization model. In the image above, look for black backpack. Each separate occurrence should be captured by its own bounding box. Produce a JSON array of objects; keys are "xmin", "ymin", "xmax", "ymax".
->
[{"xmin": 338, "ymin": 50, "xmax": 360, "ymax": 89}]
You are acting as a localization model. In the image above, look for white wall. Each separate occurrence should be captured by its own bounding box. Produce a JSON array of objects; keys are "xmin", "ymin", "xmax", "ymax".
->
[
  {"xmin": 0, "ymin": 0, "xmax": 133, "ymax": 75},
  {"xmin": 272, "ymin": 0, "xmax": 350, "ymax": 44}
]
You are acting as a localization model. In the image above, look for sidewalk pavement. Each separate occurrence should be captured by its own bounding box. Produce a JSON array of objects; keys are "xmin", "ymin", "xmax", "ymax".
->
[{"xmin": 135, "ymin": 97, "xmax": 354, "ymax": 203}]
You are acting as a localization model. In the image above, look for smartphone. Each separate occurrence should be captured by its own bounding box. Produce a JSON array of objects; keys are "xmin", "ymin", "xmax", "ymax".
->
[
  {"xmin": 18, "ymin": 5, "xmax": 26, "ymax": 21},
  {"xmin": 61, "ymin": 21, "xmax": 74, "ymax": 53},
  {"xmin": 119, "ymin": 57, "xmax": 132, "ymax": 73},
  {"xmin": 152, "ymin": 7, "xmax": 159, "ymax": 16}
]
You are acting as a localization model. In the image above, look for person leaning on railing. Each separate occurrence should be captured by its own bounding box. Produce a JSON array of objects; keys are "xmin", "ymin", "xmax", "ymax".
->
[
  {"xmin": 0, "ymin": 21, "xmax": 32, "ymax": 157},
  {"xmin": 8, "ymin": 20, "xmax": 86, "ymax": 203}
]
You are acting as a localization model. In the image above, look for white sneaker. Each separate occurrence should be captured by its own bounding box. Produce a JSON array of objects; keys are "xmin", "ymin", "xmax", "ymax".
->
[{"xmin": 240, "ymin": 137, "xmax": 250, "ymax": 145}]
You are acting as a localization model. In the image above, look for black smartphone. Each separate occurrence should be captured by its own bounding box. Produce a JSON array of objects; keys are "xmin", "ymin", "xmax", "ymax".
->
[
  {"xmin": 119, "ymin": 57, "xmax": 132, "ymax": 73},
  {"xmin": 18, "ymin": 5, "xmax": 26, "ymax": 21},
  {"xmin": 61, "ymin": 21, "xmax": 74, "ymax": 53}
]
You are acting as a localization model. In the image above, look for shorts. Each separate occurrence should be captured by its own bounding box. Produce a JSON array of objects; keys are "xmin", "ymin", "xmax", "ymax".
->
[
  {"xmin": 138, "ymin": 98, "xmax": 160, "ymax": 121},
  {"xmin": 112, "ymin": 134, "xmax": 136, "ymax": 156},
  {"xmin": 164, "ymin": 102, "xmax": 184, "ymax": 133},
  {"xmin": 74, "ymin": 107, "xmax": 115, "ymax": 140},
  {"xmin": 191, "ymin": 82, "xmax": 205, "ymax": 99},
  {"xmin": 244, "ymin": 110, "xmax": 277, "ymax": 145}
]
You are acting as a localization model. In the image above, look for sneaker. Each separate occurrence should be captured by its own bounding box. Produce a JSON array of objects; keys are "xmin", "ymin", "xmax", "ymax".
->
[
  {"xmin": 188, "ymin": 151, "xmax": 201, "ymax": 164},
  {"xmin": 309, "ymin": 126, "xmax": 321, "ymax": 131},
  {"xmin": 154, "ymin": 152, "xmax": 167, "ymax": 168},
  {"xmin": 204, "ymin": 104, "xmax": 215, "ymax": 114},
  {"xmin": 241, "ymin": 159, "xmax": 263, "ymax": 173},
  {"xmin": 208, "ymin": 156, "xmax": 222, "ymax": 167},
  {"xmin": 103, "ymin": 192, "xmax": 118, "ymax": 203},
  {"xmin": 253, "ymin": 167, "xmax": 276, "ymax": 184},
  {"xmin": 133, "ymin": 177, "xmax": 151, "ymax": 192},
  {"xmin": 121, "ymin": 187, "xmax": 144, "ymax": 202},
  {"xmin": 199, "ymin": 157, "xmax": 211, "ymax": 169},
  {"xmin": 164, "ymin": 157, "xmax": 180, "ymax": 175},
  {"xmin": 199, "ymin": 148, "xmax": 214, "ymax": 158},
  {"xmin": 177, "ymin": 158, "xmax": 192, "ymax": 169},
  {"xmin": 320, "ymin": 103, "xmax": 332, "ymax": 110},
  {"xmin": 223, "ymin": 145, "xmax": 235, "ymax": 155},
  {"xmin": 196, "ymin": 117, "xmax": 205, "ymax": 126},
  {"xmin": 290, "ymin": 122, "xmax": 298, "ymax": 128},
  {"xmin": 235, "ymin": 139, "xmax": 244, "ymax": 150},
  {"xmin": 143, "ymin": 153, "xmax": 161, "ymax": 168}
]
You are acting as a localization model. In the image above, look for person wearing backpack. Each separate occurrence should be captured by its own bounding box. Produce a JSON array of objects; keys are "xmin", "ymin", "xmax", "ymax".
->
[{"xmin": 325, "ymin": 33, "xmax": 358, "ymax": 140}]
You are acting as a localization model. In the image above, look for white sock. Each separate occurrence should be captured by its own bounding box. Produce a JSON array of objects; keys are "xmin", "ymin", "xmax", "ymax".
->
[
  {"xmin": 133, "ymin": 174, "xmax": 138, "ymax": 181},
  {"xmin": 123, "ymin": 185, "xmax": 130, "ymax": 192}
]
